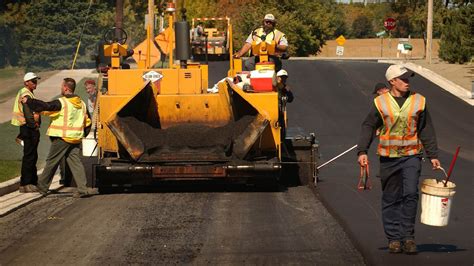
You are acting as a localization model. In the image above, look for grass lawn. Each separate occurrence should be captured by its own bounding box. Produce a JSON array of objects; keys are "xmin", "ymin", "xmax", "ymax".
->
[
  {"xmin": 0, "ymin": 68, "xmax": 60, "ymax": 103},
  {"xmin": 0, "ymin": 78, "xmax": 90, "ymax": 183}
]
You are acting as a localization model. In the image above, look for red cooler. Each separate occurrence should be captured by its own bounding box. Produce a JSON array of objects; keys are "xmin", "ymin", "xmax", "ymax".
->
[{"xmin": 250, "ymin": 69, "xmax": 276, "ymax": 92}]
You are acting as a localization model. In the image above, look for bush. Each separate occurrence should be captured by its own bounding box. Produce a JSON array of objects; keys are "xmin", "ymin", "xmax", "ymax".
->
[{"xmin": 439, "ymin": 4, "xmax": 474, "ymax": 63}]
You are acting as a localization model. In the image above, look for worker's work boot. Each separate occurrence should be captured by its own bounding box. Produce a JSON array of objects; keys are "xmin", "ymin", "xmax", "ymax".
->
[
  {"xmin": 73, "ymin": 188, "xmax": 99, "ymax": 198},
  {"xmin": 388, "ymin": 240, "xmax": 402, "ymax": 253},
  {"xmin": 403, "ymin": 240, "xmax": 418, "ymax": 255},
  {"xmin": 19, "ymin": 184, "xmax": 39, "ymax": 193}
]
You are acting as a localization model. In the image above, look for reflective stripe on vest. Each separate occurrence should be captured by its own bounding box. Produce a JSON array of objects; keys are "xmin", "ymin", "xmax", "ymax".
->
[
  {"xmin": 374, "ymin": 92, "xmax": 426, "ymax": 157},
  {"xmin": 47, "ymin": 97, "xmax": 87, "ymax": 139},
  {"xmin": 253, "ymin": 28, "xmax": 284, "ymax": 44},
  {"xmin": 11, "ymin": 87, "xmax": 34, "ymax": 126}
]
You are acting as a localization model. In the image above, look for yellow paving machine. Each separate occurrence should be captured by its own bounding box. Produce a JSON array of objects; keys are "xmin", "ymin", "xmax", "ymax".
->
[{"xmin": 92, "ymin": 1, "xmax": 318, "ymax": 190}]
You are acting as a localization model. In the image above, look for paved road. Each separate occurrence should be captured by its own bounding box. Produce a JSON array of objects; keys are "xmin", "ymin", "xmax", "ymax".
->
[
  {"xmin": 0, "ymin": 184, "xmax": 364, "ymax": 265},
  {"xmin": 0, "ymin": 69, "xmax": 97, "ymax": 123},
  {"xmin": 280, "ymin": 60, "xmax": 473, "ymax": 265},
  {"xmin": 1, "ymin": 61, "xmax": 472, "ymax": 265}
]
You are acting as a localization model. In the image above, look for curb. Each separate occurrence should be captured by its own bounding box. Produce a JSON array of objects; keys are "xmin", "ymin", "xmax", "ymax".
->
[
  {"xmin": 0, "ymin": 174, "xmax": 62, "ymax": 217},
  {"xmin": 379, "ymin": 60, "xmax": 474, "ymax": 106},
  {"xmin": 0, "ymin": 177, "xmax": 21, "ymax": 196}
]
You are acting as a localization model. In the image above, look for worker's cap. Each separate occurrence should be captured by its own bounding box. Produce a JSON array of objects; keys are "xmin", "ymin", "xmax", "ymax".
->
[
  {"xmin": 263, "ymin": 14, "xmax": 276, "ymax": 22},
  {"xmin": 277, "ymin": 69, "xmax": 288, "ymax": 77},
  {"xmin": 23, "ymin": 72, "xmax": 40, "ymax": 82},
  {"xmin": 372, "ymin": 82, "xmax": 388, "ymax": 94},
  {"xmin": 385, "ymin": 65, "xmax": 414, "ymax": 81}
]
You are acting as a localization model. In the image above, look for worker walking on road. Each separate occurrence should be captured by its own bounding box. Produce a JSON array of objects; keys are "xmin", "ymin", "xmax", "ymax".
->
[
  {"xmin": 11, "ymin": 72, "xmax": 42, "ymax": 193},
  {"xmin": 357, "ymin": 65, "xmax": 440, "ymax": 255},
  {"xmin": 22, "ymin": 78, "xmax": 98, "ymax": 198},
  {"xmin": 234, "ymin": 14, "xmax": 288, "ymax": 71}
]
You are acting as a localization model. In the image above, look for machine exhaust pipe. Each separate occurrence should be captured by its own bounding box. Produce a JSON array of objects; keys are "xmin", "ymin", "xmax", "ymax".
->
[
  {"xmin": 105, "ymin": 166, "xmax": 152, "ymax": 172},
  {"xmin": 224, "ymin": 164, "xmax": 281, "ymax": 172}
]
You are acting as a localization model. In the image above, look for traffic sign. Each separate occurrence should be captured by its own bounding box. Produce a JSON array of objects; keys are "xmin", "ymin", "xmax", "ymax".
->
[
  {"xmin": 376, "ymin": 30, "xmax": 387, "ymax": 37},
  {"xmin": 336, "ymin": 46, "xmax": 344, "ymax": 56},
  {"xmin": 384, "ymin": 18, "xmax": 396, "ymax": 31},
  {"xmin": 335, "ymin": 35, "xmax": 346, "ymax": 46}
]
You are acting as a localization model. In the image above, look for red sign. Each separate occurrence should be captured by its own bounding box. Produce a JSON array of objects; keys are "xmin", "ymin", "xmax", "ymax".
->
[{"xmin": 384, "ymin": 18, "xmax": 396, "ymax": 31}]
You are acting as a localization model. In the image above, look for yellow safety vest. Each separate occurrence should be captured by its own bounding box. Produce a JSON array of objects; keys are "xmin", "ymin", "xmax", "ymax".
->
[
  {"xmin": 374, "ymin": 92, "xmax": 426, "ymax": 157},
  {"xmin": 252, "ymin": 27, "xmax": 285, "ymax": 45},
  {"xmin": 47, "ymin": 97, "xmax": 87, "ymax": 143},
  {"xmin": 11, "ymin": 87, "xmax": 35, "ymax": 126}
]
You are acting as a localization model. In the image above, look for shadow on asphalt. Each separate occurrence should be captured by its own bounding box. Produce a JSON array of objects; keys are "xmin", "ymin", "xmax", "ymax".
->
[
  {"xmin": 97, "ymin": 180, "xmax": 302, "ymax": 194},
  {"xmin": 378, "ymin": 243, "xmax": 467, "ymax": 253}
]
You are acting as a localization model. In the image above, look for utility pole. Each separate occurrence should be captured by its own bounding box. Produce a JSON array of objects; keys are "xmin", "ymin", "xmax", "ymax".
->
[
  {"xmin": 115, "ymin": 0, "xmax": 124, "ymax": 40},
  {"xmin": 426, "ymin": 0, "xmax": 433, "ymax": 64}
]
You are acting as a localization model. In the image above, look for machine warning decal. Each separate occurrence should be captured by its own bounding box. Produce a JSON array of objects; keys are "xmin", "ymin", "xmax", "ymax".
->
[{"xmin": 142, "ymin": 71, "xmax": 163, "ymax": 82}]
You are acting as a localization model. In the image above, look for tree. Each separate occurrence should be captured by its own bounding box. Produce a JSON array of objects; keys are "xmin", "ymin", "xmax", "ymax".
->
[
  {"xmin": 439, "ymin": 4, "xmax": 473, "ymax": 63},
  {"xmin": 0, "ymin": 2, "xmax": 28, "ymax": 67},
  {"xmin": 18, "ymin": 0, "xmax": 111, "ymax": 70},
  {"xmin": 351, "ymin": 15, "xmax": 373, "ymax": 38}
]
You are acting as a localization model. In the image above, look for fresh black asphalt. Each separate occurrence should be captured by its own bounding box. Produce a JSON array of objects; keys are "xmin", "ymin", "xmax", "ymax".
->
[{"xmin": 211, "ymin": 59, "xmax": 473, "ymax": 265}]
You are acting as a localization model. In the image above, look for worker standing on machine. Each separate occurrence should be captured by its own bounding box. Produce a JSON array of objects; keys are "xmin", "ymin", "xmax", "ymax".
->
[
  {"xmin": 234, "ymin": 14, "xmax": 288, "ymax": 71},
  {"xmin": 276, "ymin": 69, "xmax": 294, "ymax": 103},
  {"xmin": 357, "ymin": 65, "xmax": 440, "ymax": 255}
]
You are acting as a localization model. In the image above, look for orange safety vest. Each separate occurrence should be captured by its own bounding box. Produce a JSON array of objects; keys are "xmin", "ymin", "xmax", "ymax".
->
[
  {"xmin": 11, "ymin": 87, "xmax": 35, "ymax": 126},
  {"xmin": 374, "ymin": 92, "xmax": 426, "ymax": 157},
  {"xmin": 47, "ymin": 97, "xmax": 88, "ymax": 143}
]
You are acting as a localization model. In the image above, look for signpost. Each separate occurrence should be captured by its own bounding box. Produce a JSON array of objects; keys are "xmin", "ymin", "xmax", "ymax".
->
[
  {"xmin": 383, "ymin": 18, "xmax": 396, "ymax": 51},
  {"xmin": 376, "ymin": 30, "xmax": 387, "ymax": 57},
  {"xmin": 335, "ymin": 35, "xmax": 346, "ymax": 56}
]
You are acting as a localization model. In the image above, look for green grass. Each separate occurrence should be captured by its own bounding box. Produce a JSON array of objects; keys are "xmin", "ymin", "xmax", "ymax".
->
[
  {"xmin": 0, "ymin": 78, "xmax": 90, "ymax": 182},
  {"xmin": 0, "ymin": 67, "xmax": 22, "ymax": 79},
  {"xmin": 0, "ymin": 67, "xmax": 24, "ymax": 102},
  {"xmin": 0, "ymin": 161, "xmax": 22, "ymax": 183}
]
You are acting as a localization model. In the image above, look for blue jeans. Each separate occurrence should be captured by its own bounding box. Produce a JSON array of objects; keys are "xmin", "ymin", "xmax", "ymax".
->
[{"xmin": 379, "ymin": 155, "xmax": 421, "ymax": 242}]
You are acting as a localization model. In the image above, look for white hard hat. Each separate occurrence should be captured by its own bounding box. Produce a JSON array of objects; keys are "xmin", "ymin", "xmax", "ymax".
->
[
  {"xmin": 23, "ymin": 72, "xmax": 40, "ymax": 82},
  {"xmin": 277, "ymin": 69, "xmax": 288, "ymax": 77},
  {"xmin": 264, "ymin": 14, "xmax": 276, "ymax": 22},
  {"xmin": 385, "ymin": 65, "xmax": 414, "ymax": 81}
]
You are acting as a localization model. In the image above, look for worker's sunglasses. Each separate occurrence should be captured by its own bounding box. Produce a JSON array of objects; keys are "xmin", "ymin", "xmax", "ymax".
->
[
  {"xmin": 30, "ymin": 79, "xmax": 38, "ymax": 84},
  {"xmin": 264, "ymin": 20, "xmax": 275, "ymax": 25}
]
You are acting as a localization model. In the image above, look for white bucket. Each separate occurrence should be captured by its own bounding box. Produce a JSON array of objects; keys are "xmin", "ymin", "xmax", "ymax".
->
[
  {"xmin": 82, "ymin": 133, "xmax": 98, "ymax": 157},
  {"xmin": 420, "ymin": 178, "xmax": 456, "ymax": 226}
]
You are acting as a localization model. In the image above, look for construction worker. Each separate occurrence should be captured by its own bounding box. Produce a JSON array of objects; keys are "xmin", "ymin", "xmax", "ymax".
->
[
  {"xmin": 276, "ymin": 69, "xmax": 294, "ymax": 103},
  {"xmin": 22, "ymin": 78, "xmax": 98, "ymax": 198},
  {"xmin": 373, "ymin": 82, "xmax": 389, "ymax": 96},
  {"xmin": 234, "ymin": 14, "xmax": 288, "ymax": 71},
  {"xmin": 357, "ymin": 65, "xmax": 440, "ymax": 255},
  {"xmin": 11, "ymin": 72, "xmax": 41, "ymax": 193}
]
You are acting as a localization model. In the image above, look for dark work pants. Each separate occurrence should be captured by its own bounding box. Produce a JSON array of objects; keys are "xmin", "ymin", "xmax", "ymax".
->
[
  {"xmin": 379, "ymin": 155, "xmax": 421, "ymax": 242},
  {"xmin": 37, "ymin": 138, "xmax": 87, "ymax": 193},
  {"xmin": 19, "ymin": 125, "xmax": 40, "ymax": 186}
]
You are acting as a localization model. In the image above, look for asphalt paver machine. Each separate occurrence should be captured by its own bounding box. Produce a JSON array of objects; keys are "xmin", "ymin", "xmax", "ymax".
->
[{"xmin": 92, "ymin": 1, "xmax": 318, "ymax": 190}]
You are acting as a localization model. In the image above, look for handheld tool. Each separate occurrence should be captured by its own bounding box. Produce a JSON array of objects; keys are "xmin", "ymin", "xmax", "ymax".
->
[{"xmin": 358, "ymin": 163, "xmax": 372, "ymax": 190}]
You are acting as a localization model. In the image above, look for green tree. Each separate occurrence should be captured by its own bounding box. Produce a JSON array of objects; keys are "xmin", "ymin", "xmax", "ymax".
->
[
  {"xmin": 439, "ymin": 4, "xmax": 474, "ymax": 63},
  {"xmin": 0, "ymin": 2, "xmax": 28, "ymax": 67},
  {"xmin": 351, "ymin": 15, "xmax": 373, "ymax": 38},
  {"xmin": 19, "ymin": 0, "xmax": 111, "ymax": 70}
]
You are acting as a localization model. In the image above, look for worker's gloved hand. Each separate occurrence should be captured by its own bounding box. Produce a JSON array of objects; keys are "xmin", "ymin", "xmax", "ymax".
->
[
  {"xmin": 358, "ymin": 154, "xmax": 368, "ymax": 167},
  {"xmin": 233, "ymin": 53, "xmax": 240, "ymax": 59},
  {"xmin": 431, "ymin": 158, "xmax": 441, "ymax": 169}
]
